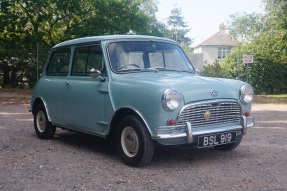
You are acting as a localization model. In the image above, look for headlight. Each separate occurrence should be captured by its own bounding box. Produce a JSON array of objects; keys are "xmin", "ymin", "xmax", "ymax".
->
[
  {"xmin": 161, "ymin": 89, "xmax": 182, "ymax": 111},
  {"xmin": 240, "ymin": 85, "xmax": 254, "ymax": 104}
]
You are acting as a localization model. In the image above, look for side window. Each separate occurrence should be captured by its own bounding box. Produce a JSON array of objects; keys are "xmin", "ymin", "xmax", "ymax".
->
[
  {"xmin": 72, "ymin": 45, "xmax": 103, "ymax": 76},
  {"xmin": 46, "ymin": 48, "xmax": 70, "ymax": 76}
]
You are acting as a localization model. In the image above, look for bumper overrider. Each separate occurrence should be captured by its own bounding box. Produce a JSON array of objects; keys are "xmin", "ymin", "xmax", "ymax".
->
[{"xmin": 153, "ymin": 116, "xmax": 254, "ymax": 144}]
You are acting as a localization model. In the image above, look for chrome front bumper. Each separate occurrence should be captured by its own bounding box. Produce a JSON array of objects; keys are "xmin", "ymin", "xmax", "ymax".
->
[{"xmin": 153, "ymin": 116, "xmax": 254, "ymax": 144}]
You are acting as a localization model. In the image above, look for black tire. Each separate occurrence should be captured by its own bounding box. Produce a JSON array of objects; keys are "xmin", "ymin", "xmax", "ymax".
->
[
  {"xmin": 33, "ymin": 103, "xmax": 56, "ymax": 139},
  {"xmin": 214, "ymin": 134, "xmax": 243, "ymax": 150},
  {"xmin": 116, "ymin": 116, "xmax": 154, "ymax": 167}
]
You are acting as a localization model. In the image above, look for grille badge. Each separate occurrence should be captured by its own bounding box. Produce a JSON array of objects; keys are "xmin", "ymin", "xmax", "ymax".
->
[
  {"xmin": 210, "ymin": 90, "xmax": 218, "ymax": 97},
  {"xmin": 203, "ymin": 111, "xmax": 211, "ymax": 120}
]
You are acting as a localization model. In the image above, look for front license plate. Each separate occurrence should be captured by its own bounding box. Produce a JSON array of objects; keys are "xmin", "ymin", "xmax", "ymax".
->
[{"xmin": 198, "ymin": 131, "xmax": 237, "ymax": 148}]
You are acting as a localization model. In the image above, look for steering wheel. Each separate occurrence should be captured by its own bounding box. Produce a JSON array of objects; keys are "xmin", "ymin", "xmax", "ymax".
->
[{"xmin": 128, "ymin": 64, "xmax": 141, "ymax": 69}]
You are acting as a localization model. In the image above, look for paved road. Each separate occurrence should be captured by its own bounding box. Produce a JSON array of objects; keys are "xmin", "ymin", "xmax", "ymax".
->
[{"xmin": 0, "ymin": 104, "xmax": 286, "ymax": 191}]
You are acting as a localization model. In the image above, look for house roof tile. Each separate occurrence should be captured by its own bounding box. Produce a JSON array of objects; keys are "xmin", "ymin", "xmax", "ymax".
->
[{"xmin": 196, "ymin": 30, "xmax": 238, "ymax": 47}]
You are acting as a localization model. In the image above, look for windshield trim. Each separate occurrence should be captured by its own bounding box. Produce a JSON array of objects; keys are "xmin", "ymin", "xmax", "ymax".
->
[{"xmin": 106, "ymin": 40, "xmax": 196, "ymax": 74}]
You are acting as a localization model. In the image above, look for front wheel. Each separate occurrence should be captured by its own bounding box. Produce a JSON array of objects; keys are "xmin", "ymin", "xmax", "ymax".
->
[
  {"xmin": 214, "ymin": 134, "xmax": 243, "ymax": 150},
  {"xmin": 33, "ymin": 103, "xmax": 56, "ymax": 139},
  {"xmin": 116, "ymin": 116, "xmax": 154, "ymax": 167}
]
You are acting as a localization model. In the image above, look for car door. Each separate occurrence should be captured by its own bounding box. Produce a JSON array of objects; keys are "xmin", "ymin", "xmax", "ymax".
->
[
  {"xmin": 62, "ymin": 45, "xmax": 109, "ymax": 133},
  {"xmin": 43, "ymin": 48, "xmax": 71, "ymax": 123}
]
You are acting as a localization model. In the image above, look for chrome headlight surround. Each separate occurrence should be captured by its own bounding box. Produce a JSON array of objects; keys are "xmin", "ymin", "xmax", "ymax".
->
[
  {"xmin": 240, "ymin": 84, "xmax": 254, "ymax": 104},
  {"xmin": 161, "ymin": 89, "xmax": 182, "ymax": 111}
]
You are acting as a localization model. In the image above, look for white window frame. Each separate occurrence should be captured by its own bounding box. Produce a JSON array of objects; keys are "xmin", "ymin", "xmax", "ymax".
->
[{"xmin": 218, "ymin": 47, "xmax": 231, "ymax": 60}]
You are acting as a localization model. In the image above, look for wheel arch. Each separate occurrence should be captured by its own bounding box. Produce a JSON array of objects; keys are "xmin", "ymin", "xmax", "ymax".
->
[
  {"xmin": 31, "ymin": 98, "xmax": 51, "ymax": 121},
  {"xmin": 108, "ymin": 107, "xmax": 152, "ymax": 138},
  {"xmin": 32, "ymin": 98, "xmax": 44, "ymax": 114}
]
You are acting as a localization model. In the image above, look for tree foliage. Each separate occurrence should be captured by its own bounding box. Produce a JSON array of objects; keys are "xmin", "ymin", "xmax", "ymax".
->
[
  {"xmin": 0, "ymin": 0, "xmax": 157, "ymax": 45},
  {"xmin": 227, "ymin": 12, "xmax": 264, "ymax": 43},
  {"xmin": 202, "ymin": 0, "xmax": 287, "ymax": 94},
  {"xmin": 167, "ymin": 6, "xmax": 192, "ymax": 46},
  {"xmin": 0, "ymin": 0, "xmax": 172, "ymax": 88},
  {"xmin": 220, "ymin": 0, "xmax": 287, "ymax": 94},
  {"xmin": 201, "ymin": 60, "xmax": 225, "ymax": 78}
]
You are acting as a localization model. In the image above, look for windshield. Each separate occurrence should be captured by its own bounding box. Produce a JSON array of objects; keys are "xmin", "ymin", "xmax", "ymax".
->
[{"xmin": 107, "ymin": 41, "xmax": 195, "ymax": 73}]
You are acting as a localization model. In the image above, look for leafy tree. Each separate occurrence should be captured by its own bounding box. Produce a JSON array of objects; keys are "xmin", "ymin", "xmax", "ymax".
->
[
  {"xmin": 139, "ymin": 0, "xmax": 170, "ymax": 37},
  {"xmin": 221, "ymin": 46, "xmax": 248, "ymax": 81},
  {"xmin": 264, "ymin": 0, "xmax": 287, "ymax": 30},
  {"xmin": 0, "ymin": 0, "xmax": 163, "ymax": 88},
  {"xmin": 73, "ymin": 0, "xmax": 153, "ymax": 36},
  {"xmin": 227, "ymin": 12, "xmax": 264, "ymax": 43},
  {"xmin": 248, "ymin": 1, "xmax": 287, "ymax": 93},
  {"xmin": 167, "ymin": 6, "xmax": 192, "ymax": 46},
  {"xmin": 201, "ymin": 60, "xmax": 225, "ymax": 78},
  {"xmin": 221, "ymin": 40, "xmax": 287, "ymax": 94},
  {"xmin": 249, "ymin": 0, "xmax": 286, "ymax": 93},
  {"xmin": 221, "ymin": 0, "xmax": 287, "ymax": 94}
]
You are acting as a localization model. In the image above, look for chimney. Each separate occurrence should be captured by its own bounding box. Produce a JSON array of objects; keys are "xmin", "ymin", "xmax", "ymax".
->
[{"xmin": 219, "ymin": 23, "xmax": 225, "ymax": 31}]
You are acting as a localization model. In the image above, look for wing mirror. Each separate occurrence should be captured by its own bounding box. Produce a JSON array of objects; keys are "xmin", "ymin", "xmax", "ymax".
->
[{"xmin": 90, "ymin": 68, "xmax": 105, "ymax": 82}]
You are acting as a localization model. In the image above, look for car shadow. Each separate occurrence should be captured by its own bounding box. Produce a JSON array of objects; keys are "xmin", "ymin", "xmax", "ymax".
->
[
  {"xmin": 152, "ymin": 145, "xmax": 238, "ymax": 165},
  {"xmin": 37, "ymin": 129, "xmax": 247, "ymax": 167},
  {"xmin": 52, "ymin": 129, "xmax": 118, "ymax": 157}
]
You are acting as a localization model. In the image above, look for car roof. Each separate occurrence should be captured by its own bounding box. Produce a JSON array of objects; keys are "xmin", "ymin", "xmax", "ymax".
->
[{"xmin": 52, "ymin": 35, "xmax": 177, "ymax": 49}]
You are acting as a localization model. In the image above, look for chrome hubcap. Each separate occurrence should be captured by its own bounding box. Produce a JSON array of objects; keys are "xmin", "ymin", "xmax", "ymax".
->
[
  {"xmin": 36, "ymin": 111, "xmax": 46, "ymax": 133},
  {"xmin": 121, "ymin": 126, "xmax": 139, "ymax": 157}
]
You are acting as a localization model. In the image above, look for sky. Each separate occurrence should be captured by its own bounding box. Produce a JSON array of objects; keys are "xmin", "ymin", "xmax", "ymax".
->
[{"xmin": 156, "ymin": 0, "xmax": 265, "ymax": 47}]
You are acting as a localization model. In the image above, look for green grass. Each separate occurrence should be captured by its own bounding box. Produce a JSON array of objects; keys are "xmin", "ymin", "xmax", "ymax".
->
[{"xmin": 254, "ymin": 94, "xmax": 287, "ymax": 104}]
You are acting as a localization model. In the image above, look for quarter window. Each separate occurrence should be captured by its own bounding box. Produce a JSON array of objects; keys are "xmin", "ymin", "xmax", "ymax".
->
[
  {"xmin": 218, "ymin": 47, "xmax": 231, "ymax": 59},
  {"xmin": 72, "ymin": 46, "xmax": 103, "ymax": 76},
  {"xmin": 46, "ymin": 48, "xmax": 70, "ymax": 76}
]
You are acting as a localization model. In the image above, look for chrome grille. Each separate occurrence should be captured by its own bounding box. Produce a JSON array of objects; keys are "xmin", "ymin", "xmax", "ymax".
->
[{"xmin": 176, "ymin": 100, "xmax": 242, "ymax": 127}]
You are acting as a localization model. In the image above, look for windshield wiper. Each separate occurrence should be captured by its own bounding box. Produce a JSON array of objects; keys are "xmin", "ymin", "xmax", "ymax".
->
[
  {"xmin": 153, "ymin": 67, "xmax": 166, "ymax": 70},
  {"xmin": 117, "ymin": 68, "xmax": 142, "ymax": 72},
  {"xmin": 148, "ymin": 67, "xmax": 180, "ymax": 72},
  {"xmin": 147, "ymin": 67, "xmax": 195, "ymax": 73},
  {"xmin": 178, "ymin": 70, "xmax": 195, "ymax": 73},
  {"xmin": 147, "ymin": 67, "xmax": 166, "ymax": 71}
]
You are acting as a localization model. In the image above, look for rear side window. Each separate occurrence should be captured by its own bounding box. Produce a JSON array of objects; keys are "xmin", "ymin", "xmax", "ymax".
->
[
  {"xmin": 72, "ymin": 45, "xmax": 103, "ymax": 76},
  {"xmin": 46, "ymin": 48, "xmax": 71, "ymax": 76}
]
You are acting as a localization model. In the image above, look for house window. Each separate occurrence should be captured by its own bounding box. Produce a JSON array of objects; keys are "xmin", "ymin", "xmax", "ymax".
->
[{"xmin": 218, "ymin": 47, "xmax": 231, "ymax": 59}]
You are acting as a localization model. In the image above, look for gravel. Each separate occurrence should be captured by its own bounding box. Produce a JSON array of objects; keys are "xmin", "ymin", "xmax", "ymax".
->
[{"xmin": 0, "ymin": 103, "xmax": 286, "ymax": 191}]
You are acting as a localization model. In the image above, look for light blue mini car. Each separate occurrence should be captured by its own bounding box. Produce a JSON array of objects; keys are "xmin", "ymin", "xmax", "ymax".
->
[{"xmin": 30, "ymin": 35, "xmax": 254, "ymax": 166}]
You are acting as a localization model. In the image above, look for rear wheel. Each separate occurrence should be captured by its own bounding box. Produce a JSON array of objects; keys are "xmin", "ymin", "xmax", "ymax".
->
[
  {"xmin": 33, "ymin": 103, "xmax": 56, "ymax": 139},
  {"xmin": 214, "ymin": 134, "xmax": 243, "ymax": 150},
  {"xmin": 116, "ymin": 116, "xmax": 154, "ymax": 167}
]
